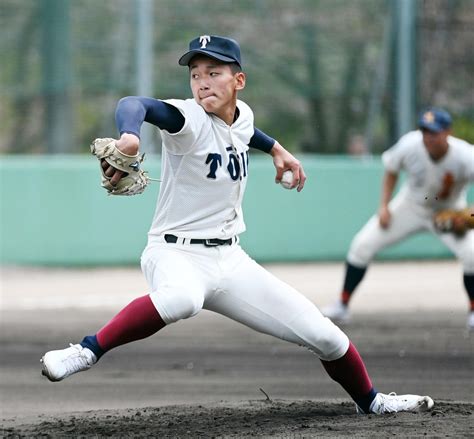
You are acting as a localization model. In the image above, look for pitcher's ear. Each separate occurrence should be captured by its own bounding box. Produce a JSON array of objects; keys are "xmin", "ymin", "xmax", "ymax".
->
[{"xmin": 235, "ymin": 72, "xmax": 246, "ymax": 91}]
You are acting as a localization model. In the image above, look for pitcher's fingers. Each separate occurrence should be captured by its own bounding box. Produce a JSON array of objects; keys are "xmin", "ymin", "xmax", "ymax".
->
[
  {"xmin": 296, "ymin": 168, "xmax": 307, "ymax": 192},
  {"xmin": 275, "ymin": 167, "xmax": 284, "ymax": 183},
  {"xmin": 290, "ymin": 168, "xmax": 300, "ymax": 188},
  {"xmin": 110, "ymin": 170, "xmax": 124, "ymax": 186},
  {"xmin": 105, "ymin": 166, "xmax": 116, "ymax": 177}
]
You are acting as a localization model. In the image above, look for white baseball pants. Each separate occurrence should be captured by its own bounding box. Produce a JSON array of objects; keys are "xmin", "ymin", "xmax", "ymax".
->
[
  {"xmin": 348, "ymin": 194, "xmax": 474, "ymax": 274},
  {"xmin": 141, "ymin": 238, "xmax": 349, "ymax": 361}
]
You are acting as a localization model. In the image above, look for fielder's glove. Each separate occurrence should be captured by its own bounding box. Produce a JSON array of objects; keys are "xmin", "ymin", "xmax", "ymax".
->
[
  {"xmin": 90, "ymin": 138, "xmax": 150, "ymax": 196},
  {"xmin": 433, "ymin": 208, "xmax": 474, "ymax": 237}
]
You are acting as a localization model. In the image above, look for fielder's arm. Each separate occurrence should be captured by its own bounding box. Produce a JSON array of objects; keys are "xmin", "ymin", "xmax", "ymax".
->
[{"xmin": 378, "ymin": 171, "xmax": 398, "ymax": 228}]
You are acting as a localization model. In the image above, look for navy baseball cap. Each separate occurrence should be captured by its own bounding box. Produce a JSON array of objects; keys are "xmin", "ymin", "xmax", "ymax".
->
[
  {"xmin": 418, "ymin": 108, "xmax": 452, "ymax": 133},
  {"xmin": 178, "ymin": 35, "xmax": 242, "ymax": 67}
]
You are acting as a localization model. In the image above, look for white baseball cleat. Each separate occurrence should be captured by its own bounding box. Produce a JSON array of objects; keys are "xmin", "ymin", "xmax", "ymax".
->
[
  {"xmin": 357, "ymin": 392, "xmax": 434, "ymax": 414},
  {"xmin": 467, "ymin": 311, "xmax": 474, "ymax": 331},
  {"xmin": 321, "ymin": 300, "xmax": 350, "ymax": 323},
  {"xmin": 41, "ymin": 344, "xmax": 97, "ymax": 382}
]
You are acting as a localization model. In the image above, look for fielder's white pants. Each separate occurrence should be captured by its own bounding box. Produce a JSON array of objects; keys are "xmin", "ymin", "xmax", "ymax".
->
[
  {"xmin": 348, "ymin": 194, "xmax": 474, "ymax": 274},
  {"xmin": 141, "ymin": 238, "xmax": 349, "ymax": 361}
]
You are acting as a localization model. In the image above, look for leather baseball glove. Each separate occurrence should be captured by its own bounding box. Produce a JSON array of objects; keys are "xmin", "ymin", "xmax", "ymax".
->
[
  {"xmin": 433, "ymin": 208, "xmax": 474, "ymax": 237},
  {"xmin": 90, "ymin": 138, "xmax": 150, "ymax": 196}
]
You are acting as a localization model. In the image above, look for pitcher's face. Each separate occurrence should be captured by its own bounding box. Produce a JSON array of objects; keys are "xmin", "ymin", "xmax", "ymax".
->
[{"xmin": 189, "ymin": 56, "xmax": 245, "ymax": 121}]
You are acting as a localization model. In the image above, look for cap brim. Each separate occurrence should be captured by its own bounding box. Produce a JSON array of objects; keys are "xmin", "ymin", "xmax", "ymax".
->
[
  {"xmin": 418, "ymin": 122, "xmax": 443, "ymax": 133},
  {"xmin": 178, "ymin": 49, "xmax": 238, "ymax": 66}
]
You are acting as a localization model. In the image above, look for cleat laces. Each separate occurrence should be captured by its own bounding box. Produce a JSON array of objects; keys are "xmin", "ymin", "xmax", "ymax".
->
[
  {"xmin": 376, "ymin": 392, "xmax": 402, "ymax": 413},
  {"xmin": 62, "ymin": 344, "xmax": 95, "ymax": 375}
]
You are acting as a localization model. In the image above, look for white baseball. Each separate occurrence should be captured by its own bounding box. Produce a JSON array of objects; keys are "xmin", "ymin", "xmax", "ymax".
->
[{"xmin": 280, "ymin": 170, "xmax": 294, "ymax": 190}]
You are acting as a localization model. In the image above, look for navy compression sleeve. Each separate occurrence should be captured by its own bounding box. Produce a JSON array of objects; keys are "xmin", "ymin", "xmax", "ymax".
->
[
  {"xmin": 249, "ymin": 128, "xmax": 275, "ymax": 153},
  {"xmin": 115, "ymin": 96, "xmax": 185, "ymax": 137},
  {"xmin": 116, "ymin": 97, "xmax": 275, "ymax": 152}
]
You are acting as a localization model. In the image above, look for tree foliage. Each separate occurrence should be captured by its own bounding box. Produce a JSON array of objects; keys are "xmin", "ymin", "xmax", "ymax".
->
[{"xmin": 1, "ymin": 0, "xmax": 473, "ymax": 154}]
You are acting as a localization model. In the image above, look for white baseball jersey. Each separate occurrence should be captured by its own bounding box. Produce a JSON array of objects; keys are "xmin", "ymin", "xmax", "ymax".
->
[
  {"xmin": 382, "ymin": 130, "xmax": 474, "ymax": 211},
  {"xmin": 147, "ymin": 98, "xmax": 253, "ymax": 242},
  {"xmin": 348, "ymin": 130, "xmax": 474, "ymax": 272},
  {"xmin": 140, "ymin": 97, "xmax": 349, "ymax": 361}
]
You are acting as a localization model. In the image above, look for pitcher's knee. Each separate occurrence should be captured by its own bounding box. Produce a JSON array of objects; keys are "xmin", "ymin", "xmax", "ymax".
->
[
  {"xmin": 149, "ymin": 290, "xmax": 203, "ymax": 324},
  {"xmin": 295, "ymin": 313, "xmax": 350, "ymax": 361},
  {"xmin": 310, "ymin": 321, "xmax": 350, "ymax": 361}
]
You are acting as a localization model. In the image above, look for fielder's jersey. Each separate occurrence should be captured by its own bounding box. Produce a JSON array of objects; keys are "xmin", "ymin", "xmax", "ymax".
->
[
  {"xmin": 382, "ymin": 130, "xmax": 474, "ymax": 210},
  {"xmin": 148, "ymin": 98, "xmax": 253, "ymax": 241}
]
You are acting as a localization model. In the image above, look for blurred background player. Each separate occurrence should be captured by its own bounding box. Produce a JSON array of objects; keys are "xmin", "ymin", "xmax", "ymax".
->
[
  {"xmin": 40, "ymin": 35, "xmax": 434, "ymax": 415},
  {"xmin": 323, "ymin": 108, "xmax": 474, "ymax": 330}
]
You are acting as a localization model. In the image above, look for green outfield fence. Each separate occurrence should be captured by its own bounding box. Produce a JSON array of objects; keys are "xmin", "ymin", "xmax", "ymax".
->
[{"xmin": 1, "ymin": 155, "xmax": 472, "ymax": 266}]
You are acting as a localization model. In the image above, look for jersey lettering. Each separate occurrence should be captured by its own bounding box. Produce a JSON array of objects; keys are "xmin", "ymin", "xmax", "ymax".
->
[
  {"xmin": 205, "ymin": 153, "xmax": 222, "ymax": 179},
  {"xmin": 240, "ymin": 151, "xmax": 248, "ymax": 177},
  {"xmin": 227, "ymin": 151, "xmax": 241, "ymax": 181},
  {"xmin": 437, "ymin": 172, "xmax": 455, "ymax": 200},
  {"xmin": 206, "ymin": 150, "xmax": 249, "ymax": 181}
]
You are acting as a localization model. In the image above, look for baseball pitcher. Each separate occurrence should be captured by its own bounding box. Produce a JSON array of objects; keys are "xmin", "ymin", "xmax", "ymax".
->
[{"xmin": 41, "ymin": 35, "xmax": 434, "ymax": 415}]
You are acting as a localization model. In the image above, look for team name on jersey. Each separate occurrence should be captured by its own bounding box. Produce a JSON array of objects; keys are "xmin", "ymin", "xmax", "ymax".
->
[{"xmin": 206, "ymin": 146, "xmax": 249, "ymax": 181}]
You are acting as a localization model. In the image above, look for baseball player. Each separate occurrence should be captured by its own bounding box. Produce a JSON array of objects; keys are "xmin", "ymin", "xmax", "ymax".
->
[
  {"xmin": 41, "ymin": 35, "xmax": 434, "ymax": 414},
  {"xmin": 323, "ymin": 108, "xmax": 474, "ymax": 330}
]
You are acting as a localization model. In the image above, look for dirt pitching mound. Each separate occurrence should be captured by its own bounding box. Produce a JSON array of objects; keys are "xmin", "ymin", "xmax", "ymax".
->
[{"xmin": 3, "ymin": 399, "xmax": 472, "ymax": 438}]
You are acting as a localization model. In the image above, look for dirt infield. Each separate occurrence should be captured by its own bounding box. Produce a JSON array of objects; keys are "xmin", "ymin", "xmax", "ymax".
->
[
  {"xmin": 3, "ymin": 400, "xmax": 473, "ymax": 438},
  {"xmin": 1, "ymin": 261, "xmax": 473, "ymax": 437}
]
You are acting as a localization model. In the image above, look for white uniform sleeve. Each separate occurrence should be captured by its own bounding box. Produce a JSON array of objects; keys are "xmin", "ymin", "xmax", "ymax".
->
[
  {"xmin": 235, "ymin": 100, "xmax": 255, "ymax": 145},
  {"xmin": 460, "ymin": 140, "xmax": 474, "ymax": 181},
  {"xmin": 381, "ymin": 130, "xmax": 419, "ymax": 173},
  {"xmin": 160, "ymin": 99, "xmax": 208, "ymax": 155}
]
